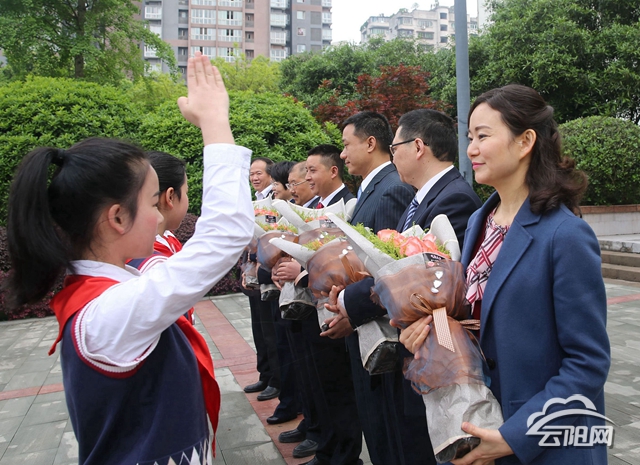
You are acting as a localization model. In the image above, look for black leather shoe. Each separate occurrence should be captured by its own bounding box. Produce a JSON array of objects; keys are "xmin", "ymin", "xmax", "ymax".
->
[
  {"xmin": 256, "ymin": 386, "xmax": 280, "ymax": 401},
  {"xmin": 299, "ymin": 456, "xmax": 329, "ymax": 465},
  {"xmin": 278, "ymin": 428, "xmax": 305, "ymax": 443},
  {"xmin": 243, "ymin": 380, "xmax": 268, "ymax": 393},
  {"xmin": 293, "ymin": 439, "xmax": 318, "ymax": 458},
  {"xmin": 266, "ymin": 413, "xmax": 297, "ymax": 425}
]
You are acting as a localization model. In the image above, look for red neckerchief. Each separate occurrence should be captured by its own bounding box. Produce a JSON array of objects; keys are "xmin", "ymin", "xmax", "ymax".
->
[
  {"xmin": 154, "ymin": 233, "xmax": 183, "ymax": 257},
  {"xmin": 48, "ymin": 275, "xmax": 220, "ymax": 450}
]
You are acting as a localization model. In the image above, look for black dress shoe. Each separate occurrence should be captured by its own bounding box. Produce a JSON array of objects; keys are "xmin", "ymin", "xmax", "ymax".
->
[
  {"xmin": 278, "ymin": 428, "xmax": 305, "ymax": 443},
  {"xmin": 266, "ymin": 413, "xmax": 297, "ymax": 425},
  {"xmin": 243, "ymin": 380, "xmax": 268, "ymax": 393},
  {"xmin": 256, "ymin": 386, "xmax": 280, "ymax": 401},
  {"xmin": 293, "ymin": 439, "xmax": 318, "ymax": 458}
]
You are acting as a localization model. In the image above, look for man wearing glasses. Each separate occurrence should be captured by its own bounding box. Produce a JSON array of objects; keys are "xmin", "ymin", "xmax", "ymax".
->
[{"xmin": 287, "ymin": 161, "xmax": 318, "ymax": 207}]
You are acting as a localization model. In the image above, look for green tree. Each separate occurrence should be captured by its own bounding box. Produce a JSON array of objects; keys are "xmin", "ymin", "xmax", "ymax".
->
[
  {"xmin": 472, "ymin": 0, "xmax": 640, "ymax": 123},
  {"xmin": 211, "ymin": 55, "xmax": 281, "ymax": 93},
  {"xmin": 0, "ymin": 0, "xmax": 176, "ymax": 83}
]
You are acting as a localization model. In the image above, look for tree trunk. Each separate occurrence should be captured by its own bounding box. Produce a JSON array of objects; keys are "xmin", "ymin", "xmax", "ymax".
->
[{"xmin": 74, "ymin": 0, "xmax": 86, "ymax": 78}]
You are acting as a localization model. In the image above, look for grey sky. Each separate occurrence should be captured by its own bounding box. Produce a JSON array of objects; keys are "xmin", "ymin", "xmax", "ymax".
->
[{"xmin": 331, "ymin": 0, "xmax": 480, "ymax": 43}]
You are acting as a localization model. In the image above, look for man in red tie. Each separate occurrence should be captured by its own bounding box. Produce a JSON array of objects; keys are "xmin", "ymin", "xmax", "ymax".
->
[{"xmin": 305, "ymin": 145, "xmax": 354, "ymax": 208}]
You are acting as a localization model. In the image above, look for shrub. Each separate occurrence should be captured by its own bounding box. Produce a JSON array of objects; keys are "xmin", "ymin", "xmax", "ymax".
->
[
  {"xmin": 0, "ymin": 270, "xmax": 57, "ymax": 321},
  {"xmin": 560, "ymin": 116, "xmax": 640, "ymax": 206},
  {"xmin": 0, "ymin": 76, "xmax": 143, "ymax": 225}
]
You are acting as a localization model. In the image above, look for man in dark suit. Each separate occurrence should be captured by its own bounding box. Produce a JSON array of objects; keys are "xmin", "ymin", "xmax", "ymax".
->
[
  {"xmin": 329, "ymin": 110, "xmax": 481, "ymax": 465},
  {"xmin": 321, "ymin": 112, "xmax": 415, "ymax": 465},
  {"xmin": 274, "ymin": 145, "xmax": 362, "ymax": 465},
  {"xmin": 305, "ymin": 144, "xmax": 354, "ymax": 208}
]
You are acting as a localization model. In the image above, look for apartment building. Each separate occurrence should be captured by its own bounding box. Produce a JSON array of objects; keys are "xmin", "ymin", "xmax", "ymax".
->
[
  {"xmin": 360, "ymin": 5, "xmax": 478, "ymax": 50},
  {"xmin": 141, "ymin": 0, "xmax": 332, "ymax": 74}
]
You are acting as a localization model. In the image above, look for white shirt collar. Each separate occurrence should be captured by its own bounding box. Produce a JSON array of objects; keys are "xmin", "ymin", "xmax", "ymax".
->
[
  {"xmin": 359, "ymin": 161, "xmax": 392, "ymax": 194},
  {"xmin": 70, "ymin": 260, "xmax": 140, "ymax": 282},
  {"xmin": 319, "ymin": 184, "xmax": 346, "ymax": 206},
  {"xmin": 303, "ymin": 196, "xmax": 320, "ymax": 208},
  {"xmin": 255, "ymin": 184, "xmax": 273, "ymax": 200},
  {"xmin": 415, "ymin": 165, "xmax": 454, "ymax": 204}
]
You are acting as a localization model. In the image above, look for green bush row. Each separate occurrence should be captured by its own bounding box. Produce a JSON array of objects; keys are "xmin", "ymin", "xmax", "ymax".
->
[{"xmin": 0, "ymin": 76, "xmax": 341, "ymax": 224}]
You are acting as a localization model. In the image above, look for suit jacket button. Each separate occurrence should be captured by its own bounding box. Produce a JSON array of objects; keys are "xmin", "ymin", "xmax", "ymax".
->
[{"xmin": 486, "ymin": 358, "xmax": 496, "ymax": 369}]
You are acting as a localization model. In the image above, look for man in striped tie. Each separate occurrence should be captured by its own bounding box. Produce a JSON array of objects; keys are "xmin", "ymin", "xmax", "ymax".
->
[{"xmin": 328, "ymin": 109, "xmax": 482, "ymax": 465}]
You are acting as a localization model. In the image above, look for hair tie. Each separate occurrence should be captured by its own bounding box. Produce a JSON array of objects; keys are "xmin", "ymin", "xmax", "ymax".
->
[{"xmin": 51, "ymin": 149, "xmax": 66, "ymax": 167}]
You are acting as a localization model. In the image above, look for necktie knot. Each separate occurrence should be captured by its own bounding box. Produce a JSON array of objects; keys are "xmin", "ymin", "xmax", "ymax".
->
[{"xmin": 316, "ymin": 201, "xmax": 324, "ymax": 209}]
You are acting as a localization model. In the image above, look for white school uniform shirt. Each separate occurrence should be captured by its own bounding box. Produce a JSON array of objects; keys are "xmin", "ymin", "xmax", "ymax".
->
[{"xmin": 71, "ymin": 144, "xmax": 254, "ymax": 370}]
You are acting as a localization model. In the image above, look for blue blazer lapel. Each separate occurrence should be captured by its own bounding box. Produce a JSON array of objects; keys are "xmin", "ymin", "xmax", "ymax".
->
[
  {"xmin": 461, "ymin": 193, "xmax": 500, "ymax": 266},
  {"xmin": 478, "ymin": 198, "xmax": 540, "ymax": 344},
  {"xmin": 351, "ymin": 164, "xmax": 395, "ymax": 219}
]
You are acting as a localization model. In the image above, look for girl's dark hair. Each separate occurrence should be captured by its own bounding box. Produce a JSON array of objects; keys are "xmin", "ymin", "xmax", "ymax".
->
[
  {"xmin": 268, "ymin": 161, "xmax": 296, "ymax": 188},
  {"xmin": 147, "ymin": 151, "xmax": 186, "ymax": 199},
  {"xmin": 5, "ymin": 138, "xmax": 149, "ymax": 308},
  {"xmin": 469, "ymin": 84, "xmax": 587, "ymax": 215}
]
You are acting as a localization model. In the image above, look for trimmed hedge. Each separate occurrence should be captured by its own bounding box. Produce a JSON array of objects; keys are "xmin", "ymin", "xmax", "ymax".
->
[{"xmin": 560, "ymin": 116, "xmax": 640, "ymax": 206}]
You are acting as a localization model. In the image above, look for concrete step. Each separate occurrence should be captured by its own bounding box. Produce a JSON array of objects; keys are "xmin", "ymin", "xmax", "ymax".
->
[
  {"xmin": 601, "ymin": 250, "xmax": 640, "ymax": 268},
  {"xmin": 602, "ymin": 263, "xmax": 640, "ymax": 282}
]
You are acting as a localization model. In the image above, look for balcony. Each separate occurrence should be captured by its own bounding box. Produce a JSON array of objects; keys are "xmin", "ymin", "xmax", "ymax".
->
[
  {"xmin": 245, "ymin": 20, "xmax": 254, "ymax": 27},
  {"xmin": 218, "ymin": 19, "xmax": 243, "ymax": 26},
  {"xmin": 270, "ymin": 35, "xmax": 287, "ymax": 44},
  {"xmin": 321, "ymin": 0, "xmax": 331, "ymax": 6},
  {"xmin": 145, "ymin": 11, "xmax": 162, "ymax": 20},
  {"xmin": 219, "ymin": 0, "xmax": 242, "ymax": 6},
  {"xmin": 245, "ymin": 1, "xmax": 254, "ymax": 8},
  {"xmin": 219, "ymin": 35, "xmax": 242, "ymax": 42},
  {"xmin": 144, "ymin": 46, "xmax": 158, "ymax": 58},
  {"xmin": 192, "ymin": 34, "xmax": 215, "ymax": 40},
  {"xmin": 270, "ymin": 0, "xmax": 288, "ymax": 8},
  {"xmin": 271, "ymin": 18, "xmax": 288, "ymax": 27},
  {"xmin": 322, "ymin": 15, "xmax": 331, "ymax": 24}
]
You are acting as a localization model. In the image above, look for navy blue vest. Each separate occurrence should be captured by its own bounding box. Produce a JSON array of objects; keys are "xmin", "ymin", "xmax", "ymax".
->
[{"xmin": 61, "ymin": 314, "xmax": 210, "ymax": 464}]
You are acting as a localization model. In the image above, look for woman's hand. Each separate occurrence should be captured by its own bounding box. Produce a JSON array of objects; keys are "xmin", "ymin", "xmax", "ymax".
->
[
  {"xmin": 450, "ymin": 423, "xmax": 513, "ymax": 465},
  {"xmin": 393, "ymin": 315, "xmax": 432, "ymax": 359},
  {"xmin": 177, "ymin": 51, "xmax": 233, "ymax": 145}
]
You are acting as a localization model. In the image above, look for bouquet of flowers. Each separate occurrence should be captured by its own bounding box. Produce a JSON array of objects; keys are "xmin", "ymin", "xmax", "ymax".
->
[
  {"xmin": 269, "ymin": 234, "xmax": 368, "ymax": 328},
  {"xmin": 253, "ymin": 198, "xmax": 280, "ymax": 225},
  {"xmin": 327, "ymin": 213, "xmax": 503, "ymax": 463},
  {"xmin": 272, "ymin": 198, "xmax": 357, "ymax": 231}
]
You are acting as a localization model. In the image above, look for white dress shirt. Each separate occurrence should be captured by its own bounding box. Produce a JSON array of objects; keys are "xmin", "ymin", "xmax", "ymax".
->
[
  {"xmin": 71, "ymin": 144, "xmax": 253, "ymax": 368},
  {"xmin": 319, "ymin": 183, "xmax": 346, "ymax": 207},
  {"xmin": 255, "ymin": 184, "xmax": 273, "ymax": 200}
]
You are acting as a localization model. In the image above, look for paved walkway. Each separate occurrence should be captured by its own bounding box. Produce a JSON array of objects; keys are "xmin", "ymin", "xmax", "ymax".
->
[{"xmin": 0, "ymin": 280, "xmax": 639, "ymax": 464}]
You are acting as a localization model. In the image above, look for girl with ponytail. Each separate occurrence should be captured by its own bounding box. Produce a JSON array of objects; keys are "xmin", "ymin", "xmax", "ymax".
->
[{"xmin": 4, "ymin": 53, "xmax": 254, "ymax": 465}]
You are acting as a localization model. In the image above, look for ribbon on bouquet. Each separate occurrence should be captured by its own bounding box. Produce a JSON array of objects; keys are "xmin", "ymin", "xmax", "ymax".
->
[{"xmin": 409, "ymin": 293, "xmax": 480, "ymax": 353}]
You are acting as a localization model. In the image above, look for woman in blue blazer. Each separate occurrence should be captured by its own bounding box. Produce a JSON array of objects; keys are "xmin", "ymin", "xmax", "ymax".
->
[{"xmin": 402, "ymin": 85, "xmax": 610, "ymax": 465}]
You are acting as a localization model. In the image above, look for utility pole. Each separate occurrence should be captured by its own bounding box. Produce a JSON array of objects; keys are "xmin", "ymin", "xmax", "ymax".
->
[{"xmin": 455, "ymin": 0, "xmax": 473, "ymax": 185}]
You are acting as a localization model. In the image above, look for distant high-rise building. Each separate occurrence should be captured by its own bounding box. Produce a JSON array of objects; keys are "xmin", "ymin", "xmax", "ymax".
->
[
  {"xmin": 360, "ymin": 5, "xmax": 478, "ymax": 50},
  {"xmin": 140, "ymin": 0, "xmax": 332, "ymax": 75}
]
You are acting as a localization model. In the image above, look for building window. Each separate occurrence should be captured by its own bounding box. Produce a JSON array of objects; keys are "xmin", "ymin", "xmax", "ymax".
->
[
  {"xmin": 191, "ymin": 46, "xmax": 216, "ymax": 56},
  {"xmin": 322, "ymin": 28, "xmax": 332, "ymax": 40},
  {"xmin": 178, "ymin": 47, "xmax": 188, "ymax": 56},
  {"xmin": 191, "ymin": 0, "xmax": 216, "ymax": 4},
  {"xmin": 144, "ymin": 45, "xmax": 157, "ymax": 58},
  {"xmin": 145, "ymin": 6, "xmax": 162, "ymax": 19},
  {"xmin": 191, "ymin": 27, "xmax": 215, "ymax": 40},
  {"xmin": 219, "ymin": 0, "xmax": 243, "ymax": 6},
  {"xmin": 270, "ymin": 31, "xmax": 288, "ymax": 44},
  {"xmin": 417, "ymin": 31, "xmax": 434, "ymax": 39},
  {"xmin": 297, "ymin": 44, "xmax": 306, "ymax": 53},
  {"xmin": 149, "ymin": 24, "xmax": 162, "ymax": 37},
  {"xmin": 297, "ymin": 27, "xmax": 306, "ymax": 36},
  {"xmin": 178, "ymin": 9, "xmax": 188, "ymax": 23},
  {"xmin": 297, "ymin": 0, "xmax": 303, "ymax": 2},
  {"xmin": 270, "ymin": 48, "xmax": 288, "ymax": 61},
  {"xmin": 218, "ymin": 47, "xmax": 239, "ymax": 62},
  {"xmin": 246, "ymin": 50, "xmax": 254, "ymax": 59},
  {"xmin": 271, "ymin": 0, "xmax": 288, "ymax": 7},
  {"xmin": 440, "ymin": 36, "xmax": 448, "ymax": 43},
  {"xmin": 370, "ymin": 27, "xmax": 387, "ymax": 36},
  {"xmin": 219, "ymin": 28, "xmax": 242, "ymax": 42},
  {"xmin": 418, "ymin": 20, "xmax": 432, "ymax": 28},
  {"xmin": 398, "ymin": 29, "xmax": 413, "ymax": 37},
  {"xmin": 440, "ymin": 24, "xmax": 447, "ymax": 31},
  {"xmin": 398, "ymin": 17, "xmax": 412, "ymax": 25},
  {"xmin": 296, "ymin": 11, "xmax": 305, "ymax": 20},
  {"xmin": 219, "ymin": 10, "xmax": 242, "ymax": 25},
  {"xmin": 179, "ymin": 66, "xmax": 187, "ymax": 75},
  {"xmin": 440, "ymin": 12, "xmax": 447, "ymax": 19},
  {"xmin": 271, "ymin": 13, "xmax": 288, "ymax": 26},
  {"xmin": 322, "ymin": 12, "xmax": 331, "ymax": 23},
  {"xmin": 191, "ymin": 9, "xmax": 216, "ymax": 24}
]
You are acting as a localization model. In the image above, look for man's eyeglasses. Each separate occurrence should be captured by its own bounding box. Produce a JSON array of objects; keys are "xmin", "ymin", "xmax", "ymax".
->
[
  {"xmin": 286, "ymin": 179, "xmax": 308, "ymax": 190},
  {"xmin": 389, "ymin": 139, "xmax": 418, "ymax": 156}
]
